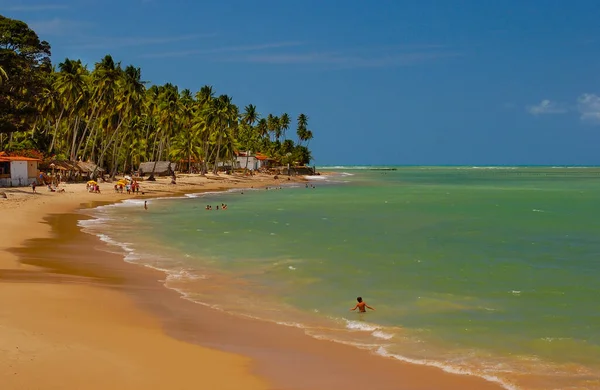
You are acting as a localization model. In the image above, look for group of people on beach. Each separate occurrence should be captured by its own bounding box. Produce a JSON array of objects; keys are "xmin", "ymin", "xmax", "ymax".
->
[
  {"xmin": 205, "ymin": 203, "xmax": 228, "ymax": 210},
  {"xmin": 114, "ymin": 181, "xmax": 141, "ymax": 194},
  {"xmin": 32, "ymin": 182, "xmax": 65, "ymax": 193},
  {"xmin": 87, "ymin": 183, "xmax": 101, "ymax": 193}
]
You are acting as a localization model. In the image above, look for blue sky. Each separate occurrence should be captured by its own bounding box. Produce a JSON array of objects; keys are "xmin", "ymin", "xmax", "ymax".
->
[{"xmin": 3, "ymin": 1, "xmax": 600, "ymax": 165}]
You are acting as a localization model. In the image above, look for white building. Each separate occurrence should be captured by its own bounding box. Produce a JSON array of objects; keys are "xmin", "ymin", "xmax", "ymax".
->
[
  {"xmin": 0, "ymin": 152, "xmax": 40, "ymax": 187},
  {"xmin": 234, "ymin": 152, "xmax": 274, "ymax": 170}
]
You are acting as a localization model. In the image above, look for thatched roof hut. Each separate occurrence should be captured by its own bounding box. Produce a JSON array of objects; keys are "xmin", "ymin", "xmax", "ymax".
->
[
  {"xmin": 76, "ymin": 161, "xmax": 104, "ymax": 174},
  {"xmin": 40, "ymin": 160, "xmax": 80, "ymax": 172},
  {"xmin": 138, "ymin": 161, "xmax": 172, "ymax": 176}
]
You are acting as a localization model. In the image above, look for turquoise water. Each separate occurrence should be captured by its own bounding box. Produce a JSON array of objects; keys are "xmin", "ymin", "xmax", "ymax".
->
[{"xmin": 80, "ymin": 167, "xmax": 600, "ymax": 390}]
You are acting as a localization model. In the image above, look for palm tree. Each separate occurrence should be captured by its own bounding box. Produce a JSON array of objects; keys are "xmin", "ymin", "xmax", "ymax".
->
[
  {"xmin": 240, "ymin": 104, "xmax": 260, "ymax": 170},
  {"xmin": 303, "ymin": 129, "xmax": 314, "ymax": 146},
  {"xmin": 279, "ymin": 113, "xmax": 290, "ymax": 140},
  {"xmin": 190, "ymin": 86, "xmax": 215, "ymax": 175},
  {"xmin": 267, "ymin": 114, "xmax": 280, "ymax": 142},
  {"xmin": 296, "ymin": 113, "xmax": 309, "ymax": 145},
  {"xmin": 170, "ymin": 125, "xmax": 203, "ymax": 173},
  {"xmin": 124, "ymin": 116, "xmax": 147, "ymax": 172},
  {"xmin": 53, "ymin": 59, "xmax": 88, "ymax": 158},
  {"xmin": 256, "ymin": 118, "xmax": 268, "ymax": 140},
  {"xmin": 195, "ymin": 85, "xmax": 214, "ymax": 106},
  {"xmin": 175, "ymin": 89, "xmax": 200, "ymax": 172},
  {"xmin": 148, "ymin": 83, "xmax": 179, "ymax": 180},
  {"xmin": 1, "ymin": 45, "xmax": 317, "ymax": 179},
  {"xmin": 102, "ymin": 64, "xmax": 145, "ymax": 178},
  {"xmin": 203, "ymin": 94, "xmax": 238, "ymax": 174},
  {"xmin": 242, "ymin": 104, "xmax": 258, "ymax": 126},
  {"xmin": 82, "ymin": 55, "xmax": 122, "ymax": 167},
  {"xmin": 0, "ymin": 65, "xmax": 7, "ymax": 84}
]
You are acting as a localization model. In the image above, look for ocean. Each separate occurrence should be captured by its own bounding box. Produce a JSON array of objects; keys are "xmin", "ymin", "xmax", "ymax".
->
[{"xmin": 79, "ymin": 167, "xmax": 600, "ymax": 390}]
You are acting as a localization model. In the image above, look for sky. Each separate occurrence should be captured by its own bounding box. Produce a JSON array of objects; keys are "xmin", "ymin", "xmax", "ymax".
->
[{"xmin": 3, "ymin": 0, "xmax": 600, "ymax": 166}]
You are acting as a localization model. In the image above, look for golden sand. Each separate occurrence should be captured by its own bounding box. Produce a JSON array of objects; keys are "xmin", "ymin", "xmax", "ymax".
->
[{"xmin": 0, "ymin": 173, "xmax": 506, "ymax": 390}]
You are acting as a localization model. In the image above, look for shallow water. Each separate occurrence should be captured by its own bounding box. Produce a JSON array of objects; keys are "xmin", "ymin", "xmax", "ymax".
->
[{"xmin": 80, "ymin": 167, "xmax": 600, "ymax": 390}]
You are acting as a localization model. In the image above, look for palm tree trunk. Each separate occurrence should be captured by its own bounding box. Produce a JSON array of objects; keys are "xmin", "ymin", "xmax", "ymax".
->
[
  {"xmin": 74, "ymin": 118, "xmax": 93, "ymax": 161},
  {"xmin": 148, "ymin": 137, "xmax": 164, "ymax": 181},
  {"xmin": 69, "ymin": 116, "xmax": 80, "ymax": 160},
  {"xmin": 110, "ymin": 138, "xmax": 120, "ymax": 179},
  {"xmin": 213, "ymin": 132, "xmax": 222, "ymax": 175},
  {"xmin": 93, "ymin": 115, "xmax": 126, "ymax": 179},
  {"xmin": 202, "ymin": 139, "xmax": 210, "ymax": 175},
  {"xmin": 49, "ymin": 107, "xmax": 65, "ymax": 153},
  {"xmin": 75, "ymin": 92, "xmax": 104, "ymax": 157},
  {"xmin": 244, "ymin": 149, "xmax": 251, "ymax": 171}
]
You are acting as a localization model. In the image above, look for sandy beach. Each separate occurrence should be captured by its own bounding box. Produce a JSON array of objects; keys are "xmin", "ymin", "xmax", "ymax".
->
[{"xmin": 0, "ymin": 173, "xmax": 507, "ymax": 390}]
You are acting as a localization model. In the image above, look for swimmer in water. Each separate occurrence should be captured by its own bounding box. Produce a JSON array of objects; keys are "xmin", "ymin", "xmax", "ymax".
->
[{"xmin": 350, "ymin": 297, "xmax": 375, "ymax": 313}]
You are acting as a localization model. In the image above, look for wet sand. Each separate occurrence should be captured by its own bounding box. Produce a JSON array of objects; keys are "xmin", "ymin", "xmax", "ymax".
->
[{"xmin": 0, "ymin": 176, "xmax": 507, "ymax": 390}]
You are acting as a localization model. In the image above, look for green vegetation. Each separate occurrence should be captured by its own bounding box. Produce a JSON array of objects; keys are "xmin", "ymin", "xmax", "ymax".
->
[{"xmin": 0, "ymin": 15, "xmax": 314, "ymax": 177}]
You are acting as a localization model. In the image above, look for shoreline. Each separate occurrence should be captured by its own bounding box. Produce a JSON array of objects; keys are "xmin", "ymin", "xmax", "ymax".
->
[{"xmin": 0, "ymin": 174, "xmax": 507, "ymax": 390}]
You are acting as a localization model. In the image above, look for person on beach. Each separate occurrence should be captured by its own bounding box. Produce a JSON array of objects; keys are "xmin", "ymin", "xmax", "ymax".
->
[
  {"xmin": 144, "ymin": 201, "xmax": 148, "ymax": 210},
  {"xmin": 31, "ymin": 182, "xmax": 36, "ymax": 193},
  {"xmin": 350, "ymin": 297, "xmax": 375, "ymax": 313}
]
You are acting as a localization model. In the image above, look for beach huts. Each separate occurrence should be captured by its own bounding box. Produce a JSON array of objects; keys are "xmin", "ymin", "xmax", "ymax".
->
[
  {"xmin": 0, "ymin": 152, "xmax": 40, "ymax": 187},
  {"xmin": 138, "ymin": 161, "xmax": 173, "ymax": 177},
  {"xmin": 234, "ymin": 152, "xmax": 277, "ymax": 170},
  {"xmin": 38, "ymin": 160, "xmax": 105, "ymax": 182}
]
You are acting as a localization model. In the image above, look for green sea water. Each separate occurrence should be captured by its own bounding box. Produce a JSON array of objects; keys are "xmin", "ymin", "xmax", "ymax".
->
[{"xmin": 80, "ymin": 167, "xmax": 600, "ymax": 390}]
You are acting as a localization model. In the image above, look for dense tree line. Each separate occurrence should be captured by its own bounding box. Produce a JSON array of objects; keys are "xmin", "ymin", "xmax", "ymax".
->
[{"xmin": 0, "ymin": 15, "xmax": 314, "ymax": 177}]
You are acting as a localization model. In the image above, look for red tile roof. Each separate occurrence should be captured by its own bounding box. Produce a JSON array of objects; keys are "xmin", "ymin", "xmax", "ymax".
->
[{"xmin": 0, "ymin": 152, "xmax": 41, "ymax": 162}]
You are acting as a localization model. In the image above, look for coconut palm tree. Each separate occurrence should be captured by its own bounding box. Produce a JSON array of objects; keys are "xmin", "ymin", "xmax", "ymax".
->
[
  {"xmin": 0, "ymin": 65, "xmax": 7, "ymax": 84},
  {"xmin": 100, "ymin": 64, "xmax": 145, "ymax": 178},
  {"xmin": 82, "ymin": 55, "xmax": 122, "ymax": 167},
  {"xmin": 256, "ymin": 118, "xmax": 268, "ymax": 140},
  {"xmin": 204, "ymin": 94, "xmax": 238, "ymax": 174},
  {"xmin": 267, "ymin": 114, "xmax": 280, "ymax": 142},
  {"xmin": 296, "ymin": 113, "xmax": 309, "ymax": 145},
  {"xmin": 174, "ymin": 89, "xmax": 201, "ymax": 172},
  {"xmin": 1, "ymin": 37, "xmax": 318, "ymax": 176},
  {"xmin": 279, "ymin": 113, "xmax": 290, "ymax": 140},
  {"xmin": 53, "ymin": 59, "xmax": 88, "ymax": 158},
  {"xmin": 195, "ymin": 85, "xmax": 214, "ymax": 106},
  {"xmin": 242, "ymin": 104, "xmax": 258, "ymax": 126},
  {"xmin": 170, "ymin": 125, "xmax": 203, "ymax": 173},
  {"xmin": 240, "ymin": 104, "xmax": 260, "ymax": 170},
  {"xmin": 147, "ymin": 83, "xmax": 179, "ymax": 180}
]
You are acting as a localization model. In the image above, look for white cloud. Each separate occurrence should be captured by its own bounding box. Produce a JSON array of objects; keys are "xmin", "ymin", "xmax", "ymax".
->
[
  {"xmin": 527, "ymin": 100, "xmax": 568, "ymax": 115},
  {"xmin": 238, "ymin": 50, "xmax": 460, "ymax": 68},
  {"xmin": 141, "ymin": 42, "xmax": 304, "ymax": 59},
  {"xmin": 5, "ymin": 4, "xmax": 68, "ymax": 11},
  {"xmin": 28, "ymin": 18, "xmax": 89, "ymax": 36},
  {"xmin": 141, "ymin": 42, "xmax": 459, "ymax": 68},
  {"xmin": 577, "ymin": 94, "xmax": 600, "ymax": 124},
  {"xmin": 70, "ymin": 34, "xmax": 214, "ymax": 50}
]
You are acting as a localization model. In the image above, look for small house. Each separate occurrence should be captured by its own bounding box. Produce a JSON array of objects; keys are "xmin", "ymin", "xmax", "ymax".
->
[
  {"xmin": 76, "ymin": 160, "xmax": 105, "ymax": 179},
  {"xmin": 138, "ymin": 161, "xmax": 173, "ymax": 177},
  {"xmin": 235, "ymin": 152, "xmax": 277, "ymax": 170},
  {"xmin": 0, "ymin": 152, "xmax": 41, "ymax": 187}
]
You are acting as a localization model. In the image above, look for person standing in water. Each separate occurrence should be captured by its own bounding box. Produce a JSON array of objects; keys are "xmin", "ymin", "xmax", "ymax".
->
[
  {"xmin": 350, "ymin": 297, "xmax": 375, "ymax": 312},
  {"xmin": 144, "ymin": 201, "xmax": 148, "ymax": 210}
]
